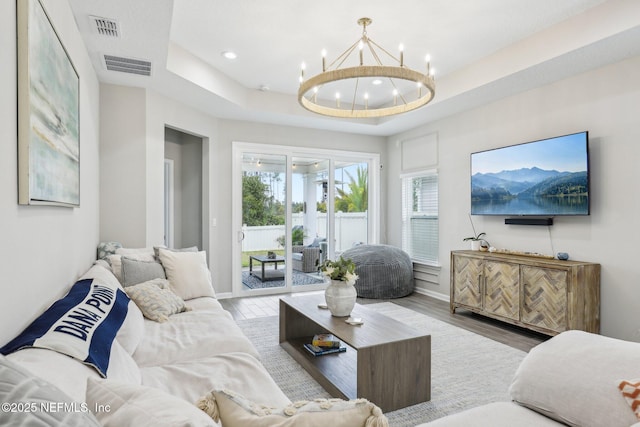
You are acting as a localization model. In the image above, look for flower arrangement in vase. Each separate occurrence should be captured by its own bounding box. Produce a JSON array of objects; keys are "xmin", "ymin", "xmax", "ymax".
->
[{"xmin": 320, "ymin": 257, "xmax": 359, "ymax": 317}]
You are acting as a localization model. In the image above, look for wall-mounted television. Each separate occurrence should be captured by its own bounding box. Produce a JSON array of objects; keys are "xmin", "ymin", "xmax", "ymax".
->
[{"xmin": 471, "ymin": 131, "xmax": 590, "ymax": 216}]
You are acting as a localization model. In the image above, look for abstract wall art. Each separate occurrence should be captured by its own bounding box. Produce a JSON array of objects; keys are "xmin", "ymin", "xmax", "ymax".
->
[{"xmin": 18, "ymin": 0, "xmax": 80, "ymax": 207}]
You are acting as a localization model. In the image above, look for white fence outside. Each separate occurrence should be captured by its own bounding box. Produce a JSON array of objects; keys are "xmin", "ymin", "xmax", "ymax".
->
[{"xmin": 242, "ymin": 212, "xmax": 368, "ymax": 252}]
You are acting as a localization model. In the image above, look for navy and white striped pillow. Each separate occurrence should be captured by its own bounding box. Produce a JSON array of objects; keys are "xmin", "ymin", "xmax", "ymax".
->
[{"xmin": 0, "ymin": 279, "xmax": 129, "ymax": 377}]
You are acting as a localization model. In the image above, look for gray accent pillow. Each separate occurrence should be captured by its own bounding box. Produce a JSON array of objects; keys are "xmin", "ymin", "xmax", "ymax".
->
[
  {"xmin": 121, "ymin": 257, "xmax": 166, "ymax": 287},
  {"xmin": 0, "ymin": 355, "xmax": 101, "ymax": 426}
]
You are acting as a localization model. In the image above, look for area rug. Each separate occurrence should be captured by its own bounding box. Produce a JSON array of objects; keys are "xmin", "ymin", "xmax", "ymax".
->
[
  {"xmin": 236, "ymin": 302, "xmax": 526, "ymax": 427},
  {"xmin": 242, "ymin": 270, "xmax": 324, "ymax": 289}
]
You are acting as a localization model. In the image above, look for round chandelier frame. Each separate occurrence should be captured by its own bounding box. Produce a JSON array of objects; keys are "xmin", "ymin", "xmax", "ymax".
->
[{"xmin": 297, "ymin": 17, "xmax": 435, "ymax": 119}]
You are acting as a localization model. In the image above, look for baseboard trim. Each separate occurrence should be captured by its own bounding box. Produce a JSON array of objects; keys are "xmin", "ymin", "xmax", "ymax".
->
[
  {"xmin": 215, "ymin": 292, "xmax": 233, "ymax": 300},
  {"xmin": 414, "ymin": 286, "xmax": 449, "ymax": 302}
]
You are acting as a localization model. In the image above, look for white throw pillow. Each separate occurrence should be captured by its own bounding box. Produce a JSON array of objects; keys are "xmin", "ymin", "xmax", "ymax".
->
[
  {"xmin": 196, "ymin": 389, "xmax": 388, "ymax": 427},
  {"xmin": 158, "ymin": 249, "xmax": 215, "ymax": 300},
  {"xmin": 86, "ymin": 377, "xmax": 215, "ymax": 427},
  {"xmin": 509, "ymin": 330, "xmax": 640, "ymax": 427}
]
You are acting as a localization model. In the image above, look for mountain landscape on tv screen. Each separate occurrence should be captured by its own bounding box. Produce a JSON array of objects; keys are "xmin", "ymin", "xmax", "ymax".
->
[{"xmin": 471, "ymin": 166, "xmax": 588, "ymax": 215}]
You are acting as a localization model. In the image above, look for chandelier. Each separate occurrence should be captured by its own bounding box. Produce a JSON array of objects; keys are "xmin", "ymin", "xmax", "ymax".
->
[{"xmin": 297, "ymin": 17, "xmax": 435, "ymax": 119}]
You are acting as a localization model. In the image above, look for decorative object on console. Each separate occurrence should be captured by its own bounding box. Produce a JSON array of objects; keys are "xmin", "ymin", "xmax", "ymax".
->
[
  {"xmin": 556, "ymin": 252, "xmax": 570, "ymax": 260},
  {"xmin": 321, "ymin": 257, "xmax": 358, "ymax": 317},
  {"xmin": 297, "ymin": 17, "xmax": 435, "ymax": 119},
  {"xmin": 17, "ymin": 0, "xmax": 80, "ymax": 207},
  {"xmin": 464, "ymin": 215, "xmax": 489, "ymax": 250},
  {"xmin": 463, "ymin": 232, "xmax": 489, "ymax": 251}
]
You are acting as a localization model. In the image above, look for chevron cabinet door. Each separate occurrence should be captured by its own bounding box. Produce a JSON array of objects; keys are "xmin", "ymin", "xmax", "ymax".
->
[
  {"xmin": 521, "ymin": 266, "xmax": 568, "ymax": 333},
  {"xmin": 484, "ymin": 261, "xmax": 520, "ymax": 321},
  {"xmin": 451, "ymin": 254, "xmax": 482, "ymax": 309}
]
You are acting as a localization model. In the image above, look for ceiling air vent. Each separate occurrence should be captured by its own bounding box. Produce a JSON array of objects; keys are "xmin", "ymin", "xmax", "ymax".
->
[
  {"xmin": 103, "ymin": 55, "xmax": 152, "ymax": 76},
  {"xmin": 90, "ymin": 16, "xmax": 120, "ymax": 38}
]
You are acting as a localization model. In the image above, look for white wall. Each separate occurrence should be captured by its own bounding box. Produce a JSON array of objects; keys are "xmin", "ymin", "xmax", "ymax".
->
[
  {"xmin": 100, "ymin": 89, "xmax": 387, "ymax": 295},
  {"xmin": 100, "ymin": 85, "xmax": 147, "ymax": 245},
  {"xmin": 0, "ymin": 1, "xmax": 101, "ymax": 345},
  {"xmin": 387, "ymin": 55, "xmax": 640, "ymax": 341}
]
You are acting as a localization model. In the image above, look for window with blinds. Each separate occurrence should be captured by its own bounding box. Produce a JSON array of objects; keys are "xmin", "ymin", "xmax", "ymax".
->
[{"xmin": 401, "ymin": 171, "xmax": 438, "ymax": 264}]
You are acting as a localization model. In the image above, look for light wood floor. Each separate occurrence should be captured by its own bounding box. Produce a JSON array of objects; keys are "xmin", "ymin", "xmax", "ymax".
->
[{"xmin": 220, "ymin": 291, "xmax": 548, "ymax": 352}]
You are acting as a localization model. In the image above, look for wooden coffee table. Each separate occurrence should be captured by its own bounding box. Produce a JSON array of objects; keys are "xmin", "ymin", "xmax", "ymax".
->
[{"xmin": 279, "ymin": 294, "xmax": 431, "ymax": 412}]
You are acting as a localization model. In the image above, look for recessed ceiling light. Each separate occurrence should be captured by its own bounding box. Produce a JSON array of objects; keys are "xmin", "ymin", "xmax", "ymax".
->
[
  {"xmin": 372, "ymin": 79, "xmax": 382, "ymax": 85},
  {"xmin": 221, "ymin": 51, "xmax": 237, "ymax": 60}
]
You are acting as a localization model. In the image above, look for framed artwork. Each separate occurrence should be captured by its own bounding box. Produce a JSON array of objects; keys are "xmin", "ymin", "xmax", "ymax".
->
[{"xmin": 17, "ymin": 0, "xmax": 80, "ymax": 207}]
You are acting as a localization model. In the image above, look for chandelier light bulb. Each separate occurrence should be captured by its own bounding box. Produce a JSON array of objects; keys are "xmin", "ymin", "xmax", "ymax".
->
[
  {"xmin": 299, "ymin": 62, "xmax": 306, "ymax": 83},
  {"xmin": 321, "ymin": 49, "xmax": 327, "ymax": 71},
  {"xmin": 399, "ymin": 43, "xmax": 404, "ymax": 67}
]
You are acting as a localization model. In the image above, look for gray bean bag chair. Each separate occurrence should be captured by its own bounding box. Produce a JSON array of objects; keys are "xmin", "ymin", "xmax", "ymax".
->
[{"xmin": 341, "ymin": 244, "xmax": 414, "ymax": 298}]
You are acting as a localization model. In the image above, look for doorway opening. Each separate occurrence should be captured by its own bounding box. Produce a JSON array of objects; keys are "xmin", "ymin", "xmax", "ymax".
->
[{"xmin": 164, "ymin": 127, "xmax": 204, "ymax": 250}]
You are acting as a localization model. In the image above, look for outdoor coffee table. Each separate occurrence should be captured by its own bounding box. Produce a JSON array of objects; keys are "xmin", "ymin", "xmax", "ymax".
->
[
  {"xmin": 279, "ymin": 294, "xmax": 431, "ymax": 412},
  {"xmin": 249, "ymin": 255, "xmax": 285, "ymax": 282}
]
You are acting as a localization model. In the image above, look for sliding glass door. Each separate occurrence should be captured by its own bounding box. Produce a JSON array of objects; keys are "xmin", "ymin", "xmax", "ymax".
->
[
  {"xmin": 239, "ymin": 152, "xmax": 288, "ymax": 292},
  {"xmin": 232, "ymin": 143, "xmax": 379, "ymax": 297}
]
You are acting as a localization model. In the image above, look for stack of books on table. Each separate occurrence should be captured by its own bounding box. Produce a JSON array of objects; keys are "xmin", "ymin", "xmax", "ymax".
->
[{"xmin": 304, "ymin": 334, "xmax": 347, "ymax": 357}]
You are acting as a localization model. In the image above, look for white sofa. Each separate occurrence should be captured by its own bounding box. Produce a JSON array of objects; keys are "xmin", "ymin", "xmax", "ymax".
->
[
  {"xmin": 1, "ymin": 247, "xmax": 390, "ymax": 427},
  {"xmin": 1, "ymin": 259, "xmax": 291, "ymax": 426},
  {"xmin": 416, "ymin": 330, "xmax": 640, "ymax": 427}
]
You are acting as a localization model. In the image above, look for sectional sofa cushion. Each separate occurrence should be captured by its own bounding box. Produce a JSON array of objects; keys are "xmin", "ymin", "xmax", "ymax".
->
[
  {"xmin": 86, "ymin": 377, "xmax": 214, "ymax": 427},
  {"xmin": 132, "ymin": 298, "xmax": 259, "ymax": 367},
  {"xmin": 141, "ymin": 352, "xmax": 291, "ymax": 407},
  {"xmin": 0, "ymin": 355, "xmax": 101, "ymax": 426},
  {"xmin": 197, "ymin": 390, "xmax": 388, "ymax": 427},
  {"xmin": 413, "ymin": 402, "xmax": 563, "ymax": 427},
  {"xmin": 158, "ymin": 249, "xmax": 215, "ymax": 300},
  {"xmin": 509, "ymin": 330, "xmax": 640, "ymax": 427},
  {"xmin": 0, "ymin": 278, "xmax": 130, "ymax": 377}
]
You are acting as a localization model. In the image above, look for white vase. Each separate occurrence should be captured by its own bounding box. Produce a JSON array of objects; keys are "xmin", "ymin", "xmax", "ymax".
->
[
  {"xmin": 324, "ymin": 279, "xmax": 357, "ymax": 317},
  {"xmin": 470, "ymin": 240, "xmax": 481, "ymax": 251}
]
